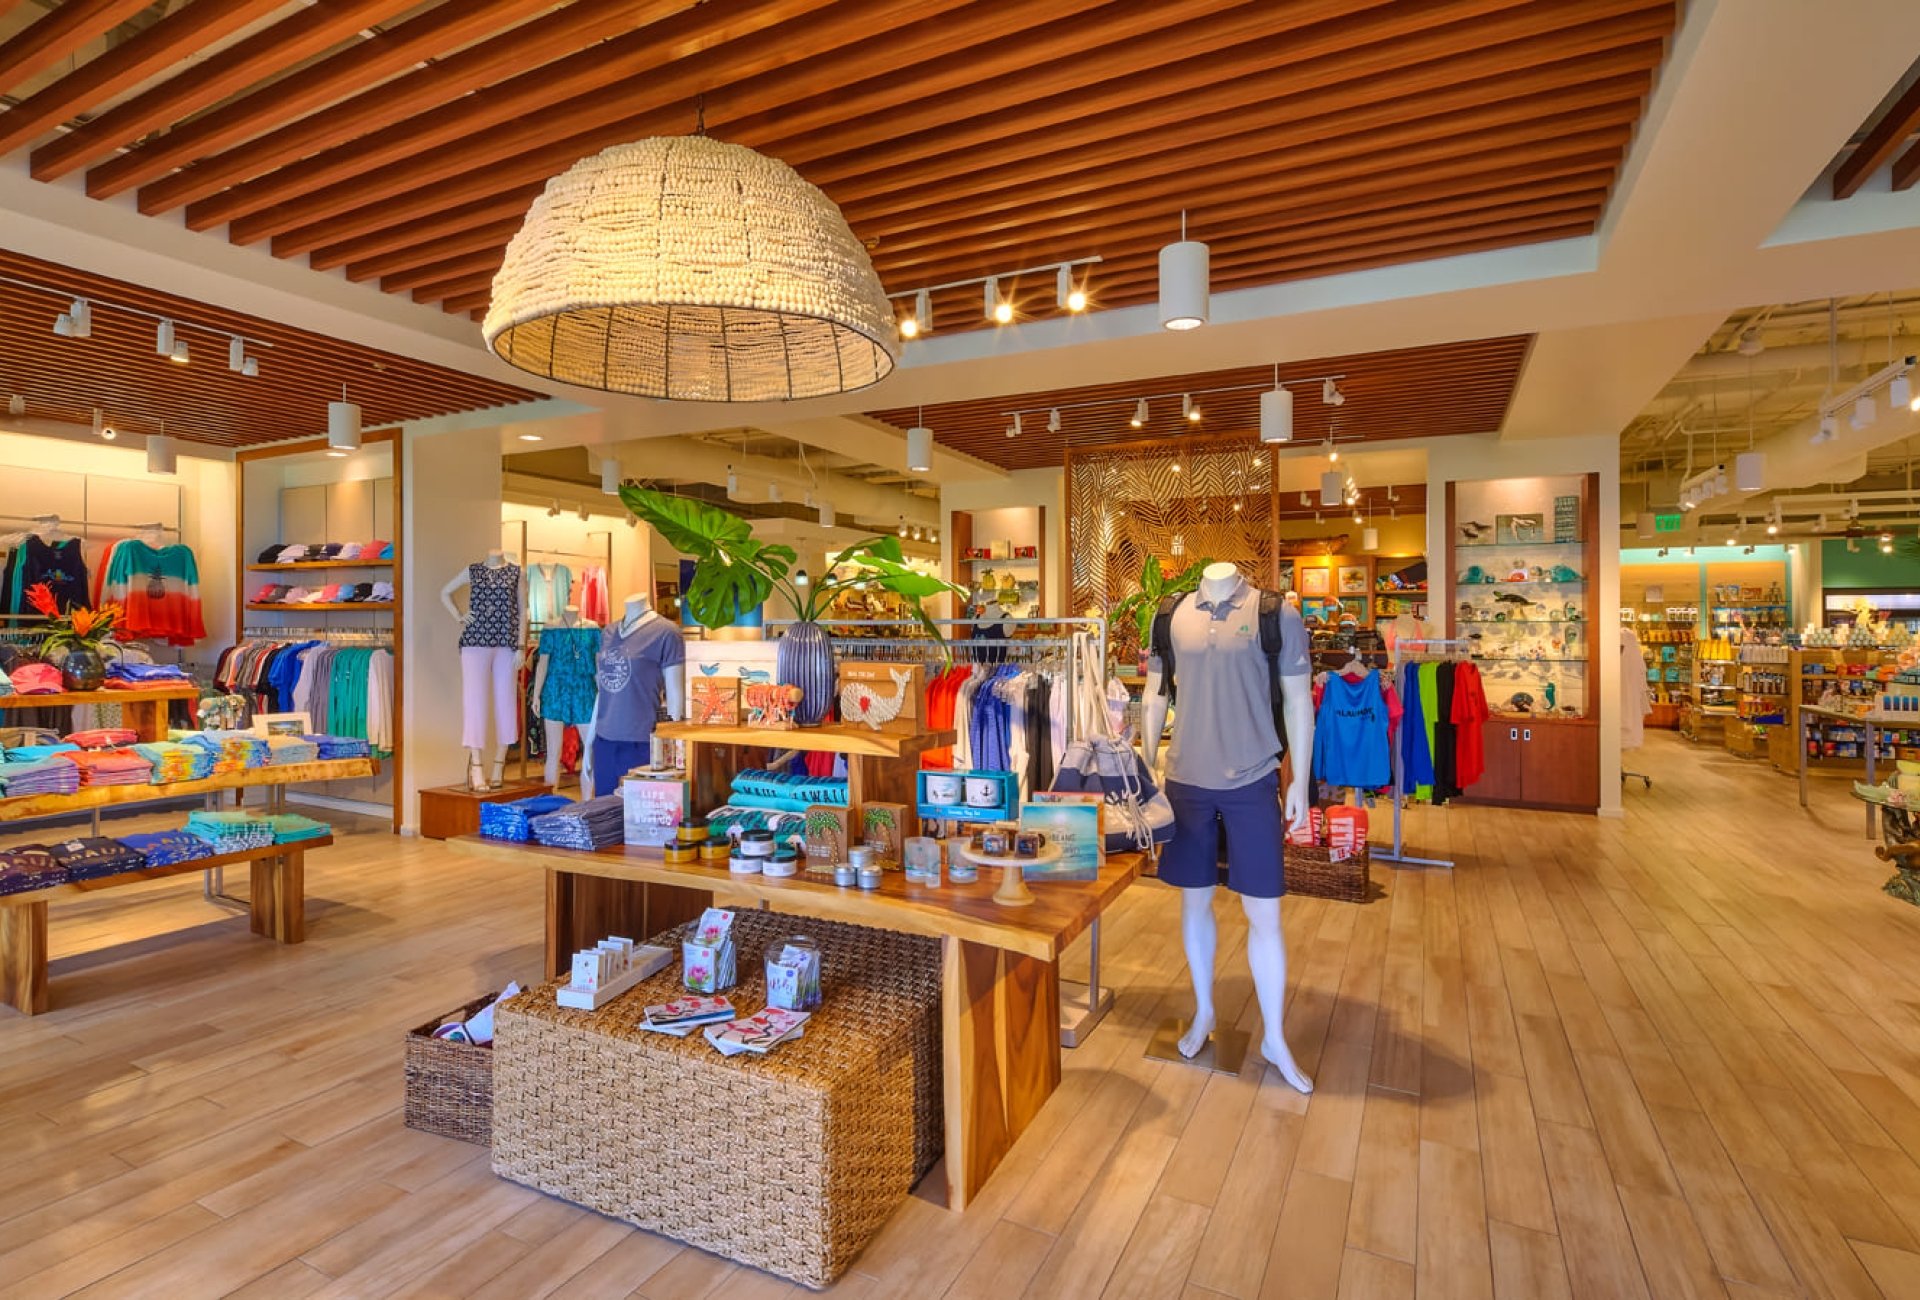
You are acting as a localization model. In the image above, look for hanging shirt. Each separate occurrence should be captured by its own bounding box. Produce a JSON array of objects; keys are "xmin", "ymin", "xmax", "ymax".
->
[
  {"xmin": 594, "ymin": 615, "xmax": 686, "ymax": 743},
  {"xmin": 1399, "ymin": 662, "xmax": 1434, "ymax": 796},
  {"xmin": 1312, "ymin": 670, "xmax": 1392, "ymax": 789},
  {"xmin": 14, "ymin": 537, "xmax": 88, "ymax": 612},
  {"xmin": 527, "ymin": 563, "xmax": 573, "ymax": 628},
  {"xmin": 1451, "ymin": 663, "xmax": 1490, "ymax": 788},
  {"xmin": 101, "ymin": 540, "xmax": 206, "ymax": 645}
]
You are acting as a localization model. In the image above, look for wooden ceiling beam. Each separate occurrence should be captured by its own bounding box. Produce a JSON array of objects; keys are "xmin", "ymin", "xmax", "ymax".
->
[
  {"xmin": 344, "ymin": 218, "xmax": 525, "ymax": 283},
  {"xmin": 804, "ymin": 0, "xmax": 1665, "ymax": 192},
  {"xmin": 303, "ymin": 188, "xmax": 542, "ymax": 269},
  {"xmin": 446, "ymin": 290, "xmax": 493, "ymax": 315},
  {"xmin": 0, "ymin": 0, "xmax": 152, "ymax": 95},
  {"xmin": 1835, "ymin": 76, "xmax": 1920, "ymax": 199},
  {"xmin": 0, "ymin": 0, "xmax": 291, "ymax": 156},
  {"xmin": 30, "ymin": 0, "xmax": 419, "ymax": 181},
  {"xmin": 150, "ymin": 0, "xmax": 830, "ymax": 220},
  {"xmin": 213, "ymin": 0, "xmax": 977, "ymax": 241},
  {"xmin": 408, "ymin": 269, "xmax": 497, "ymax": 305},
  {"xmin": 90, "ymin": 0, "xmax": 564, "ymax": 202},
  {"xmin": 1892, "ymin": 134, "xmax": 1920, "ymax": 192},
  {"xmin": 374, "ymin": 246, "xmax": 510, "ymax": 296}
]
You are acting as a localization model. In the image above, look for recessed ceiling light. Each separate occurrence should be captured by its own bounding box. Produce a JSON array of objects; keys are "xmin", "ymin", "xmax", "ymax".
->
[{"xmin": 518, "ymin": 433, "xmax": 543, "ymax": 442}]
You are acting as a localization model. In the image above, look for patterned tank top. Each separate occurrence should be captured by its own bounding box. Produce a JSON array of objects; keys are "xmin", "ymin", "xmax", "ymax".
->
[{"xmin": 459, "ymin": 562, "xmax": 521, "ymax": 648}]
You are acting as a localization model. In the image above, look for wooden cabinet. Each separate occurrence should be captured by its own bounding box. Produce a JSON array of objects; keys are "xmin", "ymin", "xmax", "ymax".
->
[{"xmin": 1460, "ymin": 718, "xmax": 1597, "ymax": 812}]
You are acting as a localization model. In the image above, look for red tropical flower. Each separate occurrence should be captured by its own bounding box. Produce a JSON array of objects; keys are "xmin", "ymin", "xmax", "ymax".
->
[{"xmin": 23, "ymin": 582, "xmax": 57, "ymax": 617}]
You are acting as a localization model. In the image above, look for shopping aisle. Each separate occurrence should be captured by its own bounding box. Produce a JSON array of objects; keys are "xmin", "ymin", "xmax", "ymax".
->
[{"xmin": 2, "ymin": 741, "xmax": 1919, "ymax": 1297}]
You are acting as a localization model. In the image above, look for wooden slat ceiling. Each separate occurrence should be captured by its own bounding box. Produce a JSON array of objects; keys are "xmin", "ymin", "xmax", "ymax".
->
[
  {"xmin": 1833, "ymin": 59, "xmax": 1920, "ymax": 198},
  {"xmin": 870, "ymin": 336, "xmax": 1532, "ymax": 471},
  {"xmin": 0, "ymin": 249, "xmax": 543, "ymax": 446},
  {"xmin": 0, "ymin": 0, "xmax": 1676, "ymax": 325}
]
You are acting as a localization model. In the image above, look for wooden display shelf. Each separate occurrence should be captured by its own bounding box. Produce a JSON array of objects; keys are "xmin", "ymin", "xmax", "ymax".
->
[
  {"xmin": 0, "ymin": 685, "xmax": 196, "ymax": 710},
  {"xmin": 244, "ymin": 602, "xmax": 393, "ymax": 612},
  {"xmin": 0, "ymin": 835, "xmax": 333, "ymax": 905},
  {"xmin": 653, "ymin": 721, "xmax": 952, "ymax": 761},
  {"xmin": 0, "ymin": 757, "xmax": 379, "ymax": 820},
  {"xmin": 248, "ymin": 560, "xmax": 393, "ymax": 571}
]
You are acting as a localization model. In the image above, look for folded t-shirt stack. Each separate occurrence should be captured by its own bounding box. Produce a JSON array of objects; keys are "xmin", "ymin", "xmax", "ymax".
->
[
  {"xmin": 529, "ymin": 795, "xmax": 624, "ymax": 851},
  {"xmin": 117, "ymin": 830, "xmax": 213, "ymax": 869},
  {"xmin": 185, "ymin": 810, "xmax": 274, "ymax": 852},
  {"xmin": 9, "ymin": 663, "xmax": 62, "ymax": 695},
  {"xmin": 265, "ymin": 813, "xmax": 330, "ymax": 844},
  {"xmin": 65, "ymin": 727, "xmax": 138, "ymax": 749},
  {"xmin": 0, "ymin": 844, "xmax": 64, "ymax": 896},
  {"xmin": 64, "ymin": 750, "xmax": 153, "ymax": 787},
  {"xmin": 479, "ymin": 793, "xmax": 574, "ymax": 843},
  {"xmin": 47, "ymin": 836, "xmax": 143, "ymax": 881},
  {"xmin": 132, "ymin": 740, "xmax": 216, "ymax": 784},
  {"xmin": 0, "ymin": 754, "xmax": 80, "ymax": 797},
  {"xmin": 188, "ymin": 730, "xmax": 271, "ymax": 770},
  {"xmin": 305, "ymin": 734, "xmax": 372, "ymax": 760},
  {"xmin": 102, "ymin": 661, "xmax": 192, "ymax": 690},
  {"xmin": 265, "ymin": 734, "xmax": 319, "ymax": 766}
]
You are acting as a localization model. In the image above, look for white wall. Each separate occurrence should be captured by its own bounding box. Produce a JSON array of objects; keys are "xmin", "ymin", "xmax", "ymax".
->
[
  {"xmin": 402, "ymin": 427, "xmax": 506, "ymax": 832},
  {"xmin": 940, "ymin": 468, "xmax": 1066, "ymax": 617},
  {"xmin": 0, "ymin": 428, "xmax": 235, "ymax": 672}
]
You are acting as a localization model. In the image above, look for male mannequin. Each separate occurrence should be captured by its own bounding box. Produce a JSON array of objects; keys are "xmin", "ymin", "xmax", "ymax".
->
[
  {"xmin": 586, "ymin": 593, "xmax": 687, "ymax": 797},
  {"xmin": 1142, "ymin": 561, "xmax": 1315, "ymax": 1092},
  {"xmin": 440, "ymin": 549, "xmax": 521, "ymax": 790}
]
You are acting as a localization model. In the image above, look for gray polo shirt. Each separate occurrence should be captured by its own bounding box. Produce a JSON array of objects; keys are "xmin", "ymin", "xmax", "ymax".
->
[{"xmin": 1155, "ymin": 577, "xmax": 1310, "ymax": 790}]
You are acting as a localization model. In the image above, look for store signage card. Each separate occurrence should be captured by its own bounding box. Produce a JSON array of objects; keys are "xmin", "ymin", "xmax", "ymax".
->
[
  {"xmin": 1018, "ymin": 800, "xmax": 1100, "ymax": 881},
  {"xmin": 836, "ymin": 661, "xmax": 923, "ymax": 733},
  {"xmin": 621, "ymin": 773, "xmax": 690, "ymax": 847},
  {"xmin": 742, "ymin": 682, "xmax": 802, "ymax": 729}
]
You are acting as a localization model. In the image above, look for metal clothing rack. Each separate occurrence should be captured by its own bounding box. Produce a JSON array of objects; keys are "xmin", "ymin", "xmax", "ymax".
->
[
  {"xmin": 241, "ymin": 626, "xmax": 392, "ymax": 644},
  {"xmin": 1374, "ymin": 636, "xmax": 1473, "ymax": 869}
]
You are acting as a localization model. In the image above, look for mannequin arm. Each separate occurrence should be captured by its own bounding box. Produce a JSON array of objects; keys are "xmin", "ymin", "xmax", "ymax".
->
[
  {"xmin": 439, "ymin": 570, "xmax": 470, "ymax": 626},
  {"xmin": 531, "ymin": 641, "xmax": 549, "ymax": 702},
  {"xmin": 1140, "ymin": 664, "xmax": 1169, "ymax": 771},
  {"xmin": 662, "ymin": 664, "xmax": 686, "ymax": 721},
  {"xmin": 1279, "ymin": 674, "xmax": 1314, "ymax": 832}
]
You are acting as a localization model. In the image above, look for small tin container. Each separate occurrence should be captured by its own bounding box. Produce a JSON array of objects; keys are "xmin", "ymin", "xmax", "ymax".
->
[
  {"xmin": 980, "ymin": 826, "xmax": 1014, "ymax": 856},
  {"xmin": 699, "ymin": 840, "xmax": 732, "ymax": 865},
  {"xmin": 764, "ymin": 848, "xmax": 800, "ymax": 878},
  {"xmin": 1014, "ymin": 830, "xmax": 1046, "ymax": 858},
  {"xmin": 674, "ymin": 820, "xmax": 709, "ymax": 846},
  {"xmin": 848, "ymin": 845, "xmax": 875, "ymax": 869},
  {"xmin": 729, "ymin": 852, "xmax": 761, "ymax": 874},
  {"xmin": 833, "ymin": 863, "xmax": 858, "ymax": 887},
  {"xmin": 662, "ymin": 842, "xmax": 698, "ymax": 865},
  {"xmin": 740, "ymin": 829, "xmax": 775, "ymax": 859},
  {"xmin": 857, "ymin": 865, "xmax": 883, "ymax": 890}
]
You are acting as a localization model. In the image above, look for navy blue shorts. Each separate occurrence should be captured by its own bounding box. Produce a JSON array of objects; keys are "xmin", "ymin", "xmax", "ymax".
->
[
  {"xmin": 1157, "ymin": 771, "xmax": 1285, "ymax": 899},
  {"xmin": 590, "ymin": 737, "xmax": 651, "ymax": 798}
]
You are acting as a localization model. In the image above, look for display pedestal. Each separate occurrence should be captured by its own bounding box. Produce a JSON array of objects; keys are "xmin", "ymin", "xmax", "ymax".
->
[
  {"xmin": 1146, "ymin": 1018, "xmax": 1249, "ymax": 1075},
  {"xmin": 418, "ymin": 780, "xmax": 552, "ymax": 841}
]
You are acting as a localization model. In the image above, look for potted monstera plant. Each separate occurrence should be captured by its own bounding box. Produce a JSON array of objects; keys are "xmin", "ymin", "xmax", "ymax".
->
[
  {"xmin": 620, "ymin": 486, "xmax": 966, "ymax": 727},
  {"xmin": 1109, "ymin": 555, "xmax": 1211, "ymax": 668}
]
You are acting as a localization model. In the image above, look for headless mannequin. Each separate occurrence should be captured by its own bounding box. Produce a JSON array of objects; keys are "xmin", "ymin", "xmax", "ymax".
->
[
  {"xmin": 440, "ymin": 549, "xmax": 520, "ymax": 790},
  {"xmin": 1142, "ymin": 561, "xmax": 1316, "ymax": 1093},
  {"xmin": 531, "ymin": 604, "xmax": 587, "ymax": 788},
  {"xmin": 585, "ymin": 594, "xmax": 686, "ymax": 797}
]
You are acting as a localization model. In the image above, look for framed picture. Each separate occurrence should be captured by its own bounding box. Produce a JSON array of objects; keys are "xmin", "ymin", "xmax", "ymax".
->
[
  {"xmin": 1277, "ymin": 559, "xmax": 1295, "ymax": 594},
  {"xmin": 1495, "ymin": 513, "xmax": 1546, "ymax": 545},
  {"xmin": 1337, "ymin": 564, "xmax": 1369, "ymax": 595},
  {"xmin": 1300, "ymin": 566, "xmax": 1331, "ymax": 597},
  {"xmin": 252, "ymin": 712, "xmax": 311, "ymax": 738}
]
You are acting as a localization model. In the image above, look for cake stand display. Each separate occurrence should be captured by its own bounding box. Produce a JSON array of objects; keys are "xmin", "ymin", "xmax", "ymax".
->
[{"xmin": 957, "ymin": 844, "xmax": 1062, "ymax": 908}]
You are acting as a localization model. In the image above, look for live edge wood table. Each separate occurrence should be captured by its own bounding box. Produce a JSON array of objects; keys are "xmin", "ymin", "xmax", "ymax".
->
[
  {"xmin": 454, "ymin": 832, "xmax": 1141, "ymax": 1210},
  {"xmin": 0, "ymin": 684, "xmax": 199, "ymax": 742}
]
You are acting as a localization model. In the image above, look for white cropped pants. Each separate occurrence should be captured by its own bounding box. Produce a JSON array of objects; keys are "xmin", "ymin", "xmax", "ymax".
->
[{"xmin": 460, "ymin": 645, "xmax": 519, "ymax": 750}]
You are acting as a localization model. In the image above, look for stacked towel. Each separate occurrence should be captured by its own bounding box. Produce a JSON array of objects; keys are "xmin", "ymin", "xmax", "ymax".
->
[
  {"xmin": 264, "ymin": 734, "xmax": 319, "ymax": 766},
  {"xmin": 0, "ymin": 845, "xmax": 64, "ymax": 896},
  {"xmin": 479, "ymin": 793, "xmax": 575, "ymax": 843},
  {"xmin": 0, "ymin": 755, "xmax": 81, "ymax": 797},
  {"xmin": 64, "ymin": 750, "xmax": 154, "ymax": 787},
  {"xmin": 186, "ymin": 810, "xmax": 274, "ymax": 853},
  {"xmin": 529, "ymin": 795, "xmax": 625, "ymax": 851},
  {"xmin": 117, "ymin": 830, "xmax": 213, "ymax": 869},
  {"xmin": 46, "ymin": 836, "xmax": 143, "ymax": 882},
  {"xmin": 132, "ymin": 741, "xmax": 217, "ymax": 784},
  {"xmin": 264, "ymin": 813, "xmax": 330, "ymax": 844},
  {"xmin": 304, "ymin": 734, "xmax": 372, "ymax": 761}
]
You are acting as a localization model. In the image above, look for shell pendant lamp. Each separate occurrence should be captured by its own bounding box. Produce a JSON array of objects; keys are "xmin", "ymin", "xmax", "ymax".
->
[{"xmin": 483, "ymin": 135, "xmax": 898, "ymax": 402}]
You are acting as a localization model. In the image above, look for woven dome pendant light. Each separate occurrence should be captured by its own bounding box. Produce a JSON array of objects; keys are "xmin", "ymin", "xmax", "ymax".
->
[{"xmin": 483, "ymin": 135, "xmax": 898, "ymax": 402}]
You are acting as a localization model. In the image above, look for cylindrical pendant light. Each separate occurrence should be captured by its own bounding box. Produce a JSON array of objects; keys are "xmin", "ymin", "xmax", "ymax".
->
[
  {"xmin": 817, "ymin": 502, "xmax": 835, "ymax": 528},
  {"xmin": 1158, "ymin": 211, "xmax": 1208, "ymax": 331},
  {"xmin": 1362, "ymin": 526, "xmax": 1379, "ymax": 551},
  {"xmin": 146, "ymin": 434, "xmax": 175, "ymax": 475},
  {"xmin": 327, "ymin": 388, "xmax": 361, "ymax": 452},
  {"xmin": 600, "ymin": 458, "xmax": 620, "ymax": 494},
  {"xmin": 906, "ymin": 424, "xmax": 933, "ymax": 473},
  {"xmin": 1735, "ymin": 451, "xmax": 1765, "ymax": 492},
  {"xmin": 1259, "ymin": 381, "xmax": 1293, "ymax": 444},
  {"xmin": 1320, "ymin": 470, "xmax": 1345, "ymax": 507}
]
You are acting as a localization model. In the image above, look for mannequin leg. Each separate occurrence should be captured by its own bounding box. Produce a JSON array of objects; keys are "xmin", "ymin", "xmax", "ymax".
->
[
  {"xmin": 1243, "ymin": 895, "xmax": 1314, "ymax": 1093},
  {"xmin": 543, "ymin": 720, "xmax": 565, "ymax": 787},
  {"xmin": 460, "ymin": 649, "xmax": 490, "ymax": 788},
  {"xmin": 1177, "ymin": 886, "xmax": 1219, "ymax": 1059},
  {"xmin": 464, "ymin": 746, "xmax": 486, "ymax": 792},
  {"xmin": 578, "ymin": 720, "xmax": 596, "ymax": 798}
]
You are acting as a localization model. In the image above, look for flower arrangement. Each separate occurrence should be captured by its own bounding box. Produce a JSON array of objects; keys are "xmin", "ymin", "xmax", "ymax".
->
[{"xmin": 26, "ymin": 582, "xmax": 121, "ymax": 657}]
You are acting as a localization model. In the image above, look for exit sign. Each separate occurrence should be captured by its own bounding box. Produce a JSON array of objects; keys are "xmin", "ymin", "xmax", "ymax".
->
[{"xmin": 1655, "ymin": 513, "xmax": 1684, "ymax": 532}]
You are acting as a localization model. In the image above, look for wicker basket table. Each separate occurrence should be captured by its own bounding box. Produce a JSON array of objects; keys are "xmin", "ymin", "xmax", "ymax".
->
[{"xmin": 491, "ymin": 910, "xmax": 941, "ymax": 1289}]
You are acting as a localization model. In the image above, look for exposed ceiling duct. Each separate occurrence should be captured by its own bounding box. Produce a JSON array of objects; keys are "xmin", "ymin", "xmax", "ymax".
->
[{"xmin": 602, "ymin": 436, "xmax": 938, "ymax": 532}]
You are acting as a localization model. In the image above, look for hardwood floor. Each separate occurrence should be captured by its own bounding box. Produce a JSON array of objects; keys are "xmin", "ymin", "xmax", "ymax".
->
[{"xmin": 4, "ymin": 733, "xmax": 1920, "ymax": 1297}]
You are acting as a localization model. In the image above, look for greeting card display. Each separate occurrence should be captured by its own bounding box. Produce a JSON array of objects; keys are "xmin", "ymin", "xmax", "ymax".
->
[
  {"xmin": 836, "ymin": 661, "xmax": 923, "ymax": 733},
  {"xmin": 621, "ymin": 771, "xmax": 691, "ymax": 847},
  {"xmin": 743, "ymin": 682, "xmax": 803, "ymax": 729},
  {"xmin": 682, "ymin": 908, "xmax": 737, "ymax": 994},
  {"xmin": 685, "ymin": 644, "xmax": 779, "ymax": 716},
  {"xmin": 689, "ymin": 675, "xmax": 739, "ymax": 726}
]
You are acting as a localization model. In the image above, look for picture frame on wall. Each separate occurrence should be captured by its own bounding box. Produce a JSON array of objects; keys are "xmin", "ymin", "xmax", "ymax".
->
[
  {"xmin": 1337, "ymin": 564, "xmax": 1369, "ymax": 595},
  {"xmin": 1300, "ymin": 566, "xmax": 1331, "ymax": 597},
  {"xmin": 1495, "ymin": 513, "xmax": 1546, "ymax": 545},
  {"xmin": 1277, "ymin": 559, "xmax": 1295, "ymax": 594}
]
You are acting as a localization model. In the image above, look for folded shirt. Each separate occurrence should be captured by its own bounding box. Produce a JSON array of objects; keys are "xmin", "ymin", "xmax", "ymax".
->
[
  {"xmin": 132, "ymin": 741, "xmax": 216, "ymax": 784},
  {"xmin": 64, "ymin": 750, "xmax": 154, "ymax": 787},
  {"xmin": 265, "ymin": 734, "xmax": 319, "ymax": 765},
  {"xmin": 185, "ymin": 811, "xmax": 274, "ymax": 852},
  {"xmin": 265, "ymin": 813, "xmax": 330, "ymax": 843},
  {"xmin": 305, "ymin": 734, "xmax": 372, "ymax": 760},
  {"xmin": 65, "ymin": 728, "xmax": 138, "ymax": 749},
  {"xmin": 0, "ymin": 845, "xmax": 64, "ymax": 896},
  {"xmin": 10, "ymin": 663, "xmax": 61, "ymax": 695},
  {"xmin": 530, "ymin": 796, "xmax": 625, "ymax": 851},
  {"xmin": 0, "ymin": 756, "xmax": 81, "ymax": 796},
  {"xmin": 117, "ymin": 830, "xmax": 213, "ymax": 869},
  {"xmin": 6, "ymin": 743, "xmax": 77, "ymax": 761},
  {"xmin": 479, "ymin": 793, "xmax": 575, "ymax": 843},
  {"xmin": 46, "ymin": 836, "xmax": 143, "ymax": 881}
]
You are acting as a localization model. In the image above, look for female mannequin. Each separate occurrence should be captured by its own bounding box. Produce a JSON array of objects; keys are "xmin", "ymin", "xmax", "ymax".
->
[
  {"xmin": 1142, "ymin": 561, "xmax": 1315, "ymax": 1092},
  {"xmin": 530, "ymin": 604, "xmax": 597, "ymax": 788},
  {"xmin": 586, "ymin": 593, "xmax": 686, "ymax": 797},
  {"xmin": 441, "ymin": 549, "xmax": 522, "ymax": 790}
]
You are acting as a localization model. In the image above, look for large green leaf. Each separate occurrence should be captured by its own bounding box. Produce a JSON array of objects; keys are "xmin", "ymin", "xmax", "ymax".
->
[
  {"xmin": 684, "ymin": 557, "xmax": 773, "ymax": 629},
  {"xmin": 620, "ymin": 486, "xmax": 752, "ymax": 559}
]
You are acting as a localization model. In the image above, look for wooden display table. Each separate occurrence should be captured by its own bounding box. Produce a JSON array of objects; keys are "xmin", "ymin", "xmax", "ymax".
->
[
  {"xmin": 0, "ymin": 684, "xmax": 198, "ymax": 743},
  {"xmin": 455, "ymin": 832, "xmax": 1140, "ymax": 1210},
  {"xmin": 0, "ymin": 757, "xmax": 380, "ymax": 820},
  {"xmin": 653, "ymin": 720, "xmax": 954, "ymax": 819},
  {"xmin": 418, "ymin": 779, "xmax": 552, "ymax": 841},
  {"xmin": 0, "ymin": 835, "xmax": 329, "ymax": 1014}
]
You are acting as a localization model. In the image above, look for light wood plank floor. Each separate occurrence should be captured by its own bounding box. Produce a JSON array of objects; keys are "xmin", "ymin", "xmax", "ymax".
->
[{"xmin": 5, "ymin": 734, "xmax": 1920, "ymax": 1297}]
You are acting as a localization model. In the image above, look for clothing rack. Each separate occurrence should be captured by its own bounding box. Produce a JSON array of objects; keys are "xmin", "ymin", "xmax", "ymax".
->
[
  {"xmin": 240, "ymin": 626, "xmax": 392, "ymax": 645},
  {"xmin": 1374, "ymin": 636, "xmax": 1472, "ymax": 869}
]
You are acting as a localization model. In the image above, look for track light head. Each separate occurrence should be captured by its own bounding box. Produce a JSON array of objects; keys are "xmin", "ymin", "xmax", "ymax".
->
[
  {"xmin": 1736, "ymin": 327, "xmax": 1764, "ymax": 357},
  {"xmin": 1182, "ymin": 393, "xmax": 1200, "ymax": 423},
  {"xmin": 600, "ymin": 459, "xmax": 620, "ymax": 494},
  {"xmin": 1322, "ymin": 377, "xmax": 1344, "ymax": 406},
  {"xmin": 145, "ymin": 434, "xmax": 175, "ymax": 475},
  {"xmin": 1893, "ymin": 374, "xmax": 1912, "ymax": 411},
  {"xmin": 327, "ymin": 396, "xmax": 361, "ymax": 452},
  {"xmin": 1056, "ymin": 265, "xmax": 1088, "ymax": 313},
  {"xmin": 5, "ymin": 395, "xmax": 20, "ymax": 417},
  {"xmin": 547, "ymin": 501, "xmax": 561, "ymax": 518},
  {"xmin": 897, "ymin": 516, "xmax": 908, "ymax": 538},
  {"xmin": 1853, "ymin": 395, "xmax": 1876, "ymax": 431},
  {"xmin": 1129, "ymin": 397, "xmax": 1147, "ymax": 428},
  {"xmin": 1047, "ymin": 407, "xmax": 1061, "ymax": 434},
  {"xmin": 986, "ymin": 277, "xmax": 1011, "ymax": 324},
  {"xmin": 155, "ymin": 318, "xmax": 174, "ymax": 357},
  {"xmin": 1259, "ymin": 383, "xmax": 1293, "ymax": 444},
  {"xmin": 1005, "ymin": 412, "xmax": 1022, "ymax": 440},
  {"xmin": 54, "ymin": 297, "xmax": 91, "ymax": 338},
  {"xmin": 169, "ymin": 338, "xmax": 189, "ymax": 364}
]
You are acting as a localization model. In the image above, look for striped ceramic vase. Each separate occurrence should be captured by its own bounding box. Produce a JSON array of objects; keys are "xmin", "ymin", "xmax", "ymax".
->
[{"xmin": 776, "ymin": 621, "xmax": 836, "ymax": 727}]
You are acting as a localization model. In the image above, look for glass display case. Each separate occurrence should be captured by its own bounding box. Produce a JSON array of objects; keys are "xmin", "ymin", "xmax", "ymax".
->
[{"xmin": 1448, "ymin": 474, "xmax": 1591, "ymax": 719}]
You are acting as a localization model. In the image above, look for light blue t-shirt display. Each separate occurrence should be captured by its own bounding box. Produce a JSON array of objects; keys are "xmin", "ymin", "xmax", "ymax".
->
[
  {"xmin": 1156, "ymin": 577, "xmax": 1309, "ymax": 790},
  {"xmin": 594, "ymin": 615, "xmax": 686, "ymax": 743}
]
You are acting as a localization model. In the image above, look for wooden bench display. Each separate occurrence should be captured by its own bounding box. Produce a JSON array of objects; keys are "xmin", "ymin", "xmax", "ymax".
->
[{"xmin": 0, "ymin": 835, "xmax": 328, "ymax": 1015}]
